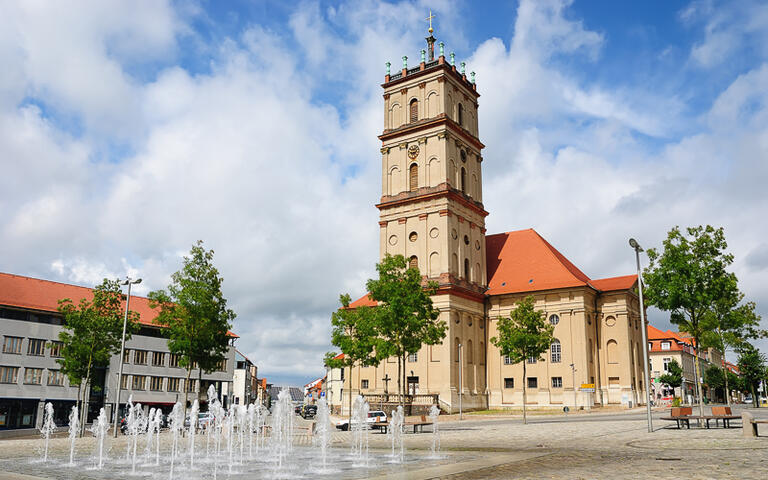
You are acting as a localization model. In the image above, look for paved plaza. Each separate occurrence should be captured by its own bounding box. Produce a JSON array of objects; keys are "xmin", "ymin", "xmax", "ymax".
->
[{"xmin": 0, "ymin": 407, "xmax": 766, "ymax": 479}]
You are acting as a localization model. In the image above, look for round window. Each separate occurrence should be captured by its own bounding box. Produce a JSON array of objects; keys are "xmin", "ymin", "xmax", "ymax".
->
[
  {"xmin": 388, "ymin": 235, "xmax": 398, "ymax": 246},
  {"xmin": 475, "ymin": 239, "xmax": 481, "ymax": 250},
  {"xmin": 464, "ymin": 235, "xmax": 469, "ymax": 245},
  {"xmin": 549, "ymin": 314, "xmax": 559, "ymax": 325},
  {"xmin": 409, "ymin": 231, "xmax": 418, "ymax": 242},
  {"xmin": 451, "ymin": 229, "xmax": 458, "ymax": 240},
  {"xmin": 429, "ymin": 227, "xmax": 439, "ymax": 238},
  {"xmin": 605, "ymin": 316, "xmax": 616, "ymax": 327}
]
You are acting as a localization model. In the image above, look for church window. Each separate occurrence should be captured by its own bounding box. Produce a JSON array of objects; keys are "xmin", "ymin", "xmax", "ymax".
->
[
  {"xmin": 464, "ymin": 258, "xmax": 469, "ymax": 279},
  {"xmin": 549, "ymin": 314, "xmax": 559, "ymax": 325},
  {"xmin": 409, "ymin": 163, "xmax": 418, "ymax": 191},
  {"xmin": 409, "ymin": 255, "xmax": 419, "ymax": 271},
  {"xmin": 550, "ymin": 339, "xmax": 561, "ymax": 363},
  {"xmin": 607, "ymin": 339, "xmax": 619, "ymax": 364},
  {"xmin": 410, "ymin": 98, "xmax": 418, "ymax": 123},
  {"xmin": 461, "ymin": 150, "xmax": 467, "ymax": 163},
  {"xmin": 467, "ymin": 340, "xmax": 473, "ymax": 364},
  {"xmin": 460, "ymin": 167, "xmax": 467, "ymax": 193},
  {"xmin": 463, "ymin": 235, "xmax": 469, "ymax": 245},
  {"xmin": 451, "ymin": 253, "xmax": 458, "ymax": 275},
  {"xmin": 409, "ymin": 231, "xmax": 418, "ymax": 242},
  {"xmin": 458, "ymin": 103, "xmax": 463, "ymax": 126}
]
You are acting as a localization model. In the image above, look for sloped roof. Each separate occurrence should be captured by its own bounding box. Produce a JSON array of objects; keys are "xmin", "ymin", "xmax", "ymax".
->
[
  {"xmin": 647, "ymin": 324, "xmax": 669, "ymax": 340},
  {"xmin": 0, "ymin": 272, "xmax": 239, "ymax": 337},
  {"xmin": 348, "ymin": 294, "xmax": 377, "ymax": 308},
  {"xmin": 591, "ymin": 275, "xmax": 637, "ymax": 291},
  {"xmin": 486, "ymin": 229, "xmax": 595, "ymax": 295}
]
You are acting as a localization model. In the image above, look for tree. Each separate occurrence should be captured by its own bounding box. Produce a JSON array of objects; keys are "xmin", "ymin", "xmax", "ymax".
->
[
  {"xmin": 149, "ymin": 240, "xmax": 236, "ymax": 418},
  {"xmin": 704, "ymin": 365, "xmax": 725, "ymax": 402},
  {"xmin": 325, "ymin": 294, "xmax": 381, "ymax": 420},
  {"xmin": 643, "ymin": 225, "xmax": 736, "ymax": 417},
  {"xmin": 490, "ymin": 296, "xmax": 554, "ymax": 424},
  {"xmin": 658, "ymin": 359, "xmax": 683, "ymax": 398},
  {"xmin": 737, "ymin": 344, "xmax": 767, "ymax": 408},
  {"xmin": 57, "ymin": 278, "xmax": 139, "ymax": 435},
  {"xmin": 366, "ymin": 254, "xmax": 445, "ymax": 406}
]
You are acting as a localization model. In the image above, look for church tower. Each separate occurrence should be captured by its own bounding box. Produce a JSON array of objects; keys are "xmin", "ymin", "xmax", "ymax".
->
[{"xmin": 377, "ymin": 30, "xmax": 488, "ymax": 411}]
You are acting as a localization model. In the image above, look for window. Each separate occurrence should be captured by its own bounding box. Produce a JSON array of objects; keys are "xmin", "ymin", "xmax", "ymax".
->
[
  {"xmin": 464, "ymin": 258, "xmax": 470, "ymax": 279},
  {"xmin": 551, "ymin": 376, "xmax": 563, "ymax": 388},
  {"xmin": 504, "ymin": 378, "xmax": 514, "ymax": 389},
  {"xmin": 2, "ymin": 336, "xmax": 22, "ymax": 354},
  {"xmin": 589, "ymin": 339, "xmax": 594, "ymax": 363},
  {"xmin": 152, "ymin": 352, "xmax": 165, "ymax": 366},
  {"xmin": 550, "ymin": 339, "xmax": 561, "ymax": 363},
  {"xmin": 409, "ymin": 255, "xmax": 419, "ymax": 271},
  {"xmin": 460, "ymin": 167, "xmax": 466, "ymax": 193},
  {"xmin": 27, "ymin": 338, "xmax": 46, "ymax": 356},
  {"xmin": 121, "ymin": 375, "xmax": 130, "ymax": 389},
  {"xmin": 608, "ymin": 377, "xmax": 620, "ymax": 387},
  {"xmin": 150, "ymin": 377, "xmax": 164, "ymax": 391},
  {"xmin": 663, "ymin": 357, "xmax": 671, "ymax": 372},
  {"xmin": 24, "ymin": 367, "xmax": 43, "ymax": 384},
  {"xmin": 408, "ymin": 353, "xmax": 418, "ymax": 362},
  {"xmin": 409, "ymin": 99, "xmax": 418, "ymax": 123},
  {"xmin": 661, "ymin": 341, "xmax": 671, "ymax": 350},
  {"xmin": 168, "ymin": 378, "xmax": 180, "ymax": 392},
  {"xmin": 527, "ymin": 356, "xmax": 537, "ymax": 364},
  {"xmin": 169, "ymin": 354, "xmax": 181, "ymax": 368},
  {"xmin": 648, "ymin": 342, "xmax": 653, "ymax": 351},
  {"xmin": 0, "ymin": 366, "xmax": 19, "ymax": 383},
  {"xmin": 606, "ymin": 340, "xmax": 619, "ymax": 364},
  {"xmin": 123, "ymin": 349, "xmax": 131, "ymax": 363},
  {"xmin": 503, "ymin": 355, "xmax": 513, "ymax": 365},
  {"xmin": 527, "ymin": 377, "xmax": 538, "ymax": 389},
  {"xmin": 463, "ymin": 235, "xmax": 470, "ymax": 245},
  {"xmin": 549, "ymin": 314, "xmax": 559, "ymax": 325},
  {"xmin": 134, "ymin": 350, "xmax": 148, "ymax": 365},
  {"xmin": 460, "ymin": 150, "xmax": 467, "ymax": 163},
  {"xmin": 49, "ymin": 341, "xmax": 63, "ymax": 358},
  {"xmin": 466, "ymin": 340, "xmax": 473, "ymax": 364},
  {"xmin": 454, "ymin": 337, "xmax": 460, "ymax": 362},
  {"xmin": 409, "ymin": 163, "xmax": 418, "ymax": 191},
  {"xmin": 132, "ymin": 375, "xmax": 145, "ymax": 390},
  {"xmin": 457, "ymin": 103, "xmax": 463, "ymax": 126},
  {"xmin": 186, "ymin": 379, "xmax": 197, "ymax": 393},
  {"xmin": 48, "ymin": 370, "xmax": 64, "ymax": 386},
  {"xmin": 409, "ymin": 231, "xmax": 418, "ymax": 242},
  {"xmin": 361, "ymin": 379, "xmax": 369, "ymax": 389},
  {"xmin": 217, "ymin": 359, "xmax": 227, "ymax": 371}
]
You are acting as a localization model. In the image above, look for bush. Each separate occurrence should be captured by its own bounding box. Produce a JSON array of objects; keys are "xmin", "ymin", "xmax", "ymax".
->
[{"xmin": 671, "ymin": 397, "xmax": 682, "ymax": 407}]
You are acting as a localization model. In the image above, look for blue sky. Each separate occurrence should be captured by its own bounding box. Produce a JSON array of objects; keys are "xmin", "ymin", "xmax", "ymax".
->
[{"xmin": 1, "ymin": 0, "xmax": 767, "ymax": 387}]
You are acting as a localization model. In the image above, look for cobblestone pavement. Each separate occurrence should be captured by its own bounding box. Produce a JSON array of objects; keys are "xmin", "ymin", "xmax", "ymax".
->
[{"xmin": 0, "ymin": 411, "xmax": 766, "ymax": 479}]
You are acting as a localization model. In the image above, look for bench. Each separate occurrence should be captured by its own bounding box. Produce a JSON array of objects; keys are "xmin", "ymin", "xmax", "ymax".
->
[
  {"xmin": 404, "ymin": 415, "xmax": 433, "ymax": 434},
  {"xmin": 660, "ymin": 407, "xmax": 693, "ymax": 429},
  {"xmin": 708, "ymin": 406, "xmax": 739, "ymax": 428},
  {"xmin": 742, "ymin": 411, "xmax": 768, "ymax": 437}
]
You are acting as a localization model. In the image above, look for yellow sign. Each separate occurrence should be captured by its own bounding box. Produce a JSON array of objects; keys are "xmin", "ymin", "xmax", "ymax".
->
[{"xmin": 581, "ymin": 383, "xmax": 595, "ymax": 389}]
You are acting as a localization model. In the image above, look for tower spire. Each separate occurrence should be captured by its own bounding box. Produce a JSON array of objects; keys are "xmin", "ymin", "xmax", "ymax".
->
[{"xmin": 425, "ymin": 10, "xmax": 436, "ymax": 61}]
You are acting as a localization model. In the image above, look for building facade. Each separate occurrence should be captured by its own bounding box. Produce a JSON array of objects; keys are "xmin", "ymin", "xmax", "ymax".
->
[
  {"xmin": 0, "ymin": 272, "xmax": 237, "ymax": 430},
  {"xmin": 337, "ymin": 32, "xmax": 648, "ymax": 414}
]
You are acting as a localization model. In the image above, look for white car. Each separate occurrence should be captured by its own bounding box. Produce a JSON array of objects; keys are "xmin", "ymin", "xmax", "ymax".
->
[{"xmin": 335, "ymin": 410, "xmax": 387, "ymax": 431}]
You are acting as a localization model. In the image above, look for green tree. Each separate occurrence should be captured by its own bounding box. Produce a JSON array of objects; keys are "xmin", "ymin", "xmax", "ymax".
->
[
  {"xmin": 704, "ymin": 365, "xmax": 725, "ymax": 402},
  {"xmin": 737, "ymin": 344, "xmax": 767, "ymax": 408},
  {"xmin": 149, "ymin": 240, "xmax": 236, "ymax": 417},
  {"xmin": 490, "ymin": 296, "xmax": 554, "ymax": 424},
  {"xmin": 325, "ymin": 294, "xmax": 381, "ymax": 420},
  {"xmin": 366, "ymin": 254, "xmax": 445, "ymax": 405},
  {"xmin": 57, "ymin": 278, "xmax": 139, "ymax": 434},
  {"xmin": 643, "ymin": 225, "xmax": 736, "ymax": 416},
  {"xmin": 658, "ymin": 359, "xmax": 683, "ymax": 399}
]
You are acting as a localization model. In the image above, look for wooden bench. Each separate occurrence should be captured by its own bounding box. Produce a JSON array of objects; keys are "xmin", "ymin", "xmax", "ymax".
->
[
  {"xmin": 708, "ymin": 406, "xmax": 739, "ymax": 428},
  {"xmin": 743, "ymin": 411, "xmax": 768, "ymax": 437},
  {"xmin": 660, "ymin": 407, "xmax": 693, "ymax": 429},
  {"xmin": 404, "ymin": 415, "xmax": 433, "ymax": 434}
]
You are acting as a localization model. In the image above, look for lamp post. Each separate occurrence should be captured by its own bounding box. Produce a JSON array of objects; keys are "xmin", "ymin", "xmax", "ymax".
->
[
  {"xmin": 113, "ymin": 276, "xmax": 141, "ymax": 437},
  {"xmin": 570, "ymin": 363, "xmax": 577, "ymax": 408},
  {"xmin": 629, "ymin": 238, "xmax": 653, "ymax": 433},
  {"xmin": 458, "ymin": 343, "xmax": 463, "ymax": 420}
]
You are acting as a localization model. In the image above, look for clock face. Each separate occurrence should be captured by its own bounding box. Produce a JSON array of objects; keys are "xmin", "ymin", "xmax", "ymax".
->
[{"xmin": 408, "ymin": 144, "xmax": 420, "ymax": 159}]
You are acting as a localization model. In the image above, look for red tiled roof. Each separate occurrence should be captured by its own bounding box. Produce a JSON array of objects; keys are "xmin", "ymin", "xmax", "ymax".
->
[
  {"xmin": 333, "ymin": 352, "xmax": 346, "ymax": 360},
  {"xmin": 590, "ymin": 274, "xmax": 637, "ymax": 291},
  {"xmin": 647, "ymin": 324, "xmax": 669, "ymax": 340},
  {"xmin": 0, "ymin": 272, "xmax": 239, "ymax": 337},
  {"xmin": 348, "ymin": 294, "xmax": 377, "ymax": 308}
]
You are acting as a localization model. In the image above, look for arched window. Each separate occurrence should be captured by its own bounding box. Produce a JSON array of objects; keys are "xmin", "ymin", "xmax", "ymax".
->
[
  {"xmin": 409, "ymin": 99, "xmax": 418, "ymax": 123},
  {"xmin": 550, "ymin": 339, "xmax": 561, "ymax": 363},
  {"xmin": 467, "ymin": 339, "xmax": 473, "ymax": 364},
  {"xmin": 455, "ymin": 337, "xmax": 460, "ymax": 362},
  {"xmin": 460, "ymin": 167, "xmax": 466, "ymax": 193},
  {"xmin": 458, "ymin": 103, "xmax": 463, "ymax": 126},
  {"xmin": 451, "ymin": 253, "xmax": 459, "ymax": 274},
  {"xmin": 409, "ymin": 255, "xmax": 418, "ymax": 271},
  {"xmin": 607, "ymin": 339, "xmax": 618, "ymax": 364},
  {"xmin": 464, "ymin": 258, "xmax": 470, "ymax": 279},
  {"xmin": 409, "ymin": 163, "xmax": 418, "ymax": 192}
]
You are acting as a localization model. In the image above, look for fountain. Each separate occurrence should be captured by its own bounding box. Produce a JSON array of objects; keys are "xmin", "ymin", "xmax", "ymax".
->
[
  {"xmin": 168, "ymin": 402, "xmax": 184, "ymax": 479},
  {"xmin": 314, "ymin": 398, "xmax": 331, "ymax": 471},
  {"xmin": 388, "ymin": 405, "xmax": 404, "ymax": 463},
  {"xmin": 237, "ymin": 404, "xmax": 247, "ymax": 464},
  {"xmin": 428, "ymin": 404, "xmax": 441, "ymax": 457},
  {"xmin": 269, "ymin": 389, "xmax": 294, "ymax": 470},
  {"xmin": 246, "ymin": 403, "xmax": 255, "ymax": 458},
  {"xmin": 351, "ymin": 395, "xmax": 370, "ymax": 466},
  {"xmin": 40, "ymin": 402, "xmax": 56, "ymax": 462},
  {"xmin": 188, "ymin": 400, "xmax": 199, "ymax": 469},
  {"xmin": 90, "ymin": 407, "xmax": 110, "ymax": 469},
  {"xmin": 67, "ymin": 405, "xmax": 79, "ymax": 466},
  {"xmin": 126, "ymin": 399, "xmax": 147, "ymax": 473}
]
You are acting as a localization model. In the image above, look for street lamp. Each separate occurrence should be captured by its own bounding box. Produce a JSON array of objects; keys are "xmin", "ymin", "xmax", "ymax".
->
[
  {"xmin": 629, "ymin": 238, "xmax": 653, "ymax": 433},
  {"xmin": 113, "ymin": 276, "xmax": 141, "ymax": 437},
  {"xmin": 569, "ymin": 363, "xmax": 577, "ymax": 408}
]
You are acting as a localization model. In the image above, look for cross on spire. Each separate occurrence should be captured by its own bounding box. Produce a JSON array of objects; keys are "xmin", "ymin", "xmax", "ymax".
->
[{"xmin": 426, "ymin": 10, "xmax": 435, "ymax": 34}]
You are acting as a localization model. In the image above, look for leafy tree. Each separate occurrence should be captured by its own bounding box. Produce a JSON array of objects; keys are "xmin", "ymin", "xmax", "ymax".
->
[
  {"xmin": 149, "ymin": 240, "xmax": 236, "ymax": 417},
  {"xmin": 658, "ymin": 359, "xmax": 683, "ymax": 398},
  {"xmin": 643, "ymin": 225, "xmax": 736, "ymax": 416},
  {"xmin": 325, "ymin": 294, "xmax": 381, "ymax": 419},
  {"xmin": 737, "ymin": 344, "xmax": 767, "ymax": 408},
  {"xmin": 57, "ymin": 278, "xmax": 139, "ymax": 434},
  {"xmin": 366, "ymin": 254, "xmax": 445, "ymax": 405},
  {"xmin": 704, "ymin": 365, "xmax": 725, "ymax": 402},
  {"xmin": 490, "ymin": 296, "xmax": 554, "ymax": 424}
]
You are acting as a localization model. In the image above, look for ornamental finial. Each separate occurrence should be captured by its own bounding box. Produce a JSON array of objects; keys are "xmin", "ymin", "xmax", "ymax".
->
[{"xmin": 426, "ymin": 10, "xmax": 435, "ymax": 34}]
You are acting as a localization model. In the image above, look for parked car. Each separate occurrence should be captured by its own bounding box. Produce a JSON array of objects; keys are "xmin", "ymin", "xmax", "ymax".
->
[
  {"xmin": 743, "ymin": 395, "xmax": 753, "ymax": 404},
  {"xmin": 294, "ymin": 405, "xmax": 303, "ymax": 415},
  {"xmin": 184, "ymin": 412, "xmax": 212, "ymax": 430},
  {"xmin": 335, "ymin": 410, "xmax": 387, "ymax": 431},
  {"xmin": 301, "ymin": 405, "xmax": 317, "ymax": 419}
]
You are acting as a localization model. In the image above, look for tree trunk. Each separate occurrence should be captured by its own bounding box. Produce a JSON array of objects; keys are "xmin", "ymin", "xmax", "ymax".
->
[
  {"xmin": 522, "ymin": 361, "xmax": 527, "ymax": 425},
  {"xmin": 397, "ymin": 355, "xmax": 402, "ymax": 409},
  {"xmin": 80, "ymin": 375, "xmax": 90, "ymax": 437},
  {"xmin": 402, "ymin": 353, "xmax": 407, "ymax": 413},
  {"xmin": 198, "ymin": 368, "xmax": 203, "ymax": 405},
  {"xmin": 184, "ymin": 366, "xmax": 192, "ymax": 420},
  {"xmin": 348, "ymin": 364, "xmax": 353, "ymax": 423},
  {"xmin": 693, "ymin": 341, "xmax": 705, "ymax": 418}
]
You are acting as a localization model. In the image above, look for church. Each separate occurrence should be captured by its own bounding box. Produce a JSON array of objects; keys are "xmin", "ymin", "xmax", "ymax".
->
[{"xmin": 338, "ymin": 30, "xmax": 647, "ymax": 413}]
